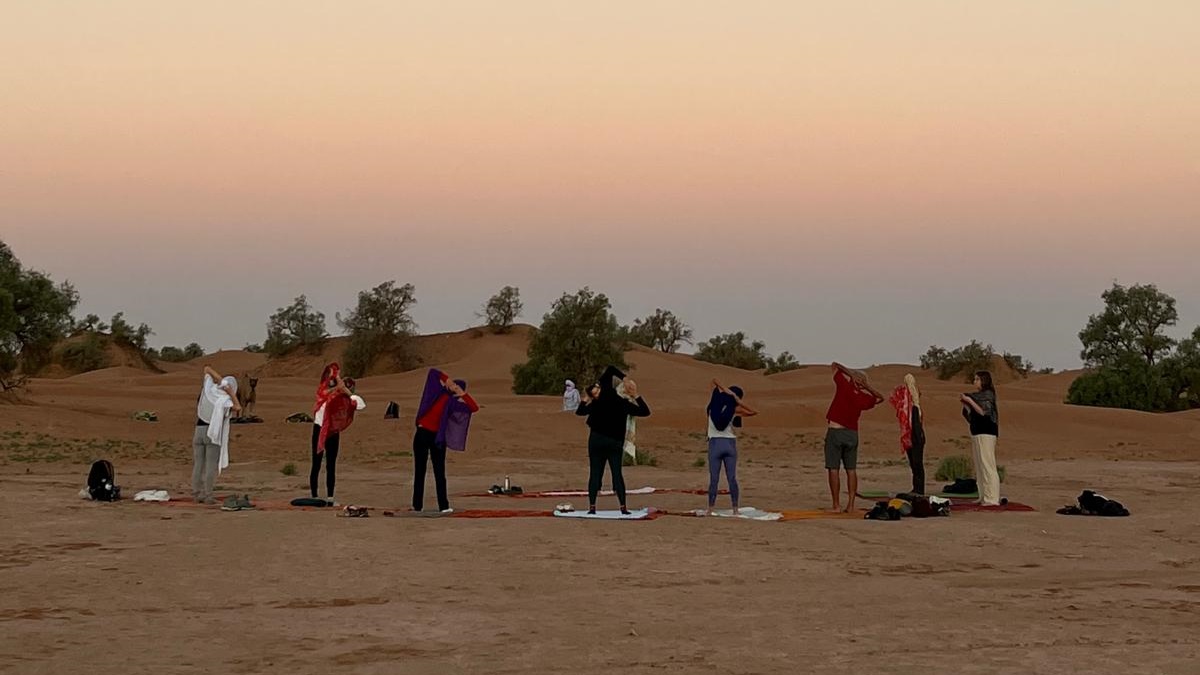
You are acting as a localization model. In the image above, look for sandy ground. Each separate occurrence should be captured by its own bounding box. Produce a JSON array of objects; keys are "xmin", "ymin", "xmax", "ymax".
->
[{"xmin": 2, "ymin": 330, "xmax": 1199, "ymax": 674}]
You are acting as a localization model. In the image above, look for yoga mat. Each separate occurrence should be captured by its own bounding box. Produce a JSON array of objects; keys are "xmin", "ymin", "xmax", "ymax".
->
[
  {"xmin": 858, "ymin": 490, "xmax": 981, "ymax": 500},
  {"xmin": 553, "ymin": 508, "xmax": 657, "ymax": 520},
  {"xmin": 952, "ymin": 501, "xmax": 1035, "ymax": 513},
  {"xmin": 779, "ymin": 509, "xmax": 866, "ymax": 521},
  {"xmin": 462, "ymin": 486, "xmax": 727, "ymax": 498},
  {"xmin": 451, "ymin": 509, "xmax": 554, "ymax": 518},
  {"xmin": 690, "ymin": 507, "xmax": 782, "ymax": 521}
]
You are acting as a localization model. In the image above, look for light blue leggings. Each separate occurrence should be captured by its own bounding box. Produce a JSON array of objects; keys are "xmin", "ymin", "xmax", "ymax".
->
[{"xmin": 707, "ymin": 438, "xmax": 739, "ymax": 507}]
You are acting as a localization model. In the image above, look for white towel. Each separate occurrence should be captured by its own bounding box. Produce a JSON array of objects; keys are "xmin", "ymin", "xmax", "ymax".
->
[
  {"xmin": 616, "ymin": 382, "xmax": 637, "ymax": 458},
  {"xmin": 197, "ymin": 375, "xmax": 237, "ymax": 474}
]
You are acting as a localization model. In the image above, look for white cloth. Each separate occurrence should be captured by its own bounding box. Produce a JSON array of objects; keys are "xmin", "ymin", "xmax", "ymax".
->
[
  {"xmin": 133, "ymin": 490, "xmax": 170, "ymax": 502},
  {"xmin": 707, "ymin": 416, "xmax": 737, "ymax": 439},
  {"xmin": 197, "ymin": 375, "xmax": 237, "ymax": 474},
  {"xmin": 314, "ymin": 394, "xmax": 365, "ymax": 427},
  {"xmin": 971, "ymin": 434, "xmax": 1001, "ymax": 506},
  {"xmin": 562, "ymin": 381, "xmax": 580, "ymax": 412},
  {"xmin": 616, "ymin": 382, "xmax": 637, "ymax": 458}
]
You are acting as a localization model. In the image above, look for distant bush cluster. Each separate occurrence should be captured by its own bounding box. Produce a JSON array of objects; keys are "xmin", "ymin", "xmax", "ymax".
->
[{"xmin": 919, "ymin": 340, "xmax": 1046, "ymax": 381}]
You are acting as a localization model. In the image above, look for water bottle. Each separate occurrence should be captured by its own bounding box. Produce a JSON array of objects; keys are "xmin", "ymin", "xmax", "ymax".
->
[{"xmin": 503, "ymin": 475, "xmax": 511, "ymax": 492}]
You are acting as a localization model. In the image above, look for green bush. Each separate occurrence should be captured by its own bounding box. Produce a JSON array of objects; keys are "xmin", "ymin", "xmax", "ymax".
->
[
  {"xmin": 934, "ymin": 455, "xmax": 973, "ymax": 482},
  {"xmin": 934, "ymin": 454, "xmax": 1006, "ymax": 483},
  {"xmin": 280, "ymin": 463, "xmax": 297, "ymax": 476},
  {"xmin": 61, "ymin": 333, "xmax": 109, "ymax": 372}
]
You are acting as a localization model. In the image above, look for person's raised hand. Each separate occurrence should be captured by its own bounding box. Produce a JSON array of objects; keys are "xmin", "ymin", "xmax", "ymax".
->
[{"xmin": 623, "ymin": 379, "xmax": 639, "ymax": 398}]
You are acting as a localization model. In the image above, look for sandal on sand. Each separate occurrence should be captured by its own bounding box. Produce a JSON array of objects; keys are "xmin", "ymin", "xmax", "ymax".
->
[
  {"xmin": 341, "ymin": 505, "xmax": 369, "ymax": 518},
  {"xmin": 220, "ymin": 496, "xmax": 242, "ymax": 512},
  {"xmin": 236, "ymin": 494, "xmax": 255, "ymax": 510}
]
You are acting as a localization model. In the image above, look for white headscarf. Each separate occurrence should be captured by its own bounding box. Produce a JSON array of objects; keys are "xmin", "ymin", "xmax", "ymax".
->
[
  {"xmin": 562, "ymin": 380, "xmax": 580, "ymax": 412},
  {"xmin": 197, "ymin": 375, "xmax": 237, "ymax": 473}
]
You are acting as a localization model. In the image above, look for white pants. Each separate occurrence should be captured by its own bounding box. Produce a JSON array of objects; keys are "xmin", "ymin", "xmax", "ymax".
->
[{"xmin": 971, "ymin": 434, "xmax": 1000, "ymax": 506}]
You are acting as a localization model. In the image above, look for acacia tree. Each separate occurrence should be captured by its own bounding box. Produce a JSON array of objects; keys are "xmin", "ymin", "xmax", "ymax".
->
[
  {"xmin": 1079, "ymin": 282, "xmax": 1177, "ymax": 367},
  {"xmin": 512, "ymin": 288, "xmax": 628, "ymax": 395},
  {"xmin": 628, "ymin": 309, "xmax": 693, "ymax": 353},
  {"xmin": 264, "ymin": 295, "xmax": 328, "ymax": 357},
  {"xmin": 337, "ymin": 281, "xmax": 418, "ymax": 376},
  {"xmin": 1068, "ymin": 282, "xmax": 1198, "ymax": 411},
  {"xmin": 481, "ymin": 286, "xmax": 523, "ymax": 334},
  {"xmin": 1, "ymin": 240, "xmax": 79, "ymax": 386}
]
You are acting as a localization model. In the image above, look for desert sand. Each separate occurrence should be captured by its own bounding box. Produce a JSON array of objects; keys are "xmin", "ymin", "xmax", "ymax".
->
[{"xmin": 2, "ymin": 327, "xmax": 1198, "ymax": 674}]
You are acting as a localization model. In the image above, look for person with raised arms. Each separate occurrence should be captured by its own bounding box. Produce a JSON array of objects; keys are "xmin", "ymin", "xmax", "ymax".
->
[
  {"xmin": 824, "ymin": 362, "xmax": 884, "ymax": 512},
  {"xmin": 705, "ymin": 379, "xmax": 758, "ymax": 516},
  {"xmin": 575, "ymin": 365, "xmax": 651, "ymax": 515}
]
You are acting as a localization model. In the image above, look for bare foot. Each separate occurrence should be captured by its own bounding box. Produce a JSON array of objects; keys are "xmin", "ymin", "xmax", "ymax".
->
[
  {"xmin": 825, "ymin": 506, "xmax": 842, "ymax": 513},
  {"xmin": 703, "ymin": 508, "xmax": 713, "ymax": 517},
  {"xmin": 731, "ymin": 508, "xmax": 740, "ymax": 516},
  {"xmin": 841, "ymin": 505, "xmax": 852, "ymax": 513}
]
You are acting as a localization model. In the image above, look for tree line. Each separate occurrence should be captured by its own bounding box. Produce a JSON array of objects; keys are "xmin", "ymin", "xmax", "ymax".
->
[{"xmin": 4, "ymin": 238, "xmax": 1196, "ymax": 410}]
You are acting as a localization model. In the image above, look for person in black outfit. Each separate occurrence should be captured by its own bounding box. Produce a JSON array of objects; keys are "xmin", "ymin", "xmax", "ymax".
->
[{"xmin": 575, "ymin": 365, "xmax": 651, "ymax": 514}]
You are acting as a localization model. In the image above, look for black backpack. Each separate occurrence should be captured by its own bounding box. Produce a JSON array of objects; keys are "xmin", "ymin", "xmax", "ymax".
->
[{"xmin": 87, "ymin": 460, "xmax": 121, "ymax": 502}]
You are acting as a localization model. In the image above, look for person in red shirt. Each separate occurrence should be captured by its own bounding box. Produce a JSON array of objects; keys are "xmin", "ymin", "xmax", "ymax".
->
[
  {"xmin": 824, "ymin": 362, "xmax": 884, "ymax": 512},
  {"xmin": 412, "ymin": 368, "xmax": 480, "ymax": 513}
]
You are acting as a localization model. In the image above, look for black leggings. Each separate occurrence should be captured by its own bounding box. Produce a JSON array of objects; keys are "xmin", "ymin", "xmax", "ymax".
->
[
  {"xmin": 310, "ymin": 424, "xmax": 341, "ymax": 499},
  {"xmin": 412, "ymin": 427, "xmax": 449, "ymax": 512},
  {"xmin": 587, "ymin": 431, "xmax": 626, "ymax": 507},
  {"xmin": 908, "ymin": 439, "xmax": 926, "ymax": 494}
]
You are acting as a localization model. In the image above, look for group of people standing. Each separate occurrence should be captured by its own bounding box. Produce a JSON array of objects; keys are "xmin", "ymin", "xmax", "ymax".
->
[{"xmin": 189, "ymin": 358, "xmax": 1002, "ymax": 514}]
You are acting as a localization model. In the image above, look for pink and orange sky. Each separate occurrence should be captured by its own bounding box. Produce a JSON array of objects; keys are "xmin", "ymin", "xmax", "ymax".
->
[{"xmin": 3, "ymin": 1, "xmax": 1198, "ymax": 368}]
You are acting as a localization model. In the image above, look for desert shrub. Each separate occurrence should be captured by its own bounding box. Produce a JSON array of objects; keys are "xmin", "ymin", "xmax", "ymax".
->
[
  {"xmin": 337, "ymin": 281, "xmax": 418, "ymax": 376},
  {"xmin": 934, "ymin": 455, "xmax": 973, "ymax": 482},
  {"xmin": 61, "ymin": 332, "xmax": 109, "ymax": 372},
  {"xmin": 765, "ymin": 351, "xmax": 802, "ymax": 375},
  {"xmin": 512, "ymin": 288, "xmax": 628, "ymax": 395},
  {"xmin": 920, "ymin": 341, "xmax": 1008, "ymax": 381},
  {"xmin": 934, "ymin": 454, "xmax": 1006, "ymax": 483},
  {"xmin": 158, "ymin": 346, "xmax": 187, "ymax": 362},
  {"xmin": 280, "ymin": 463, "xmax": 297, "ymax": 476},
  {"xmin": 694, "ymin": 332, "xmax": 768, "ymax": 370},
  {"xmin": 622, "ymin": 448, "xmax": 658, "ymax": 467}
]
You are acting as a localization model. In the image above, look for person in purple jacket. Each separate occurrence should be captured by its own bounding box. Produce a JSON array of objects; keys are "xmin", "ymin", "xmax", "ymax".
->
[{"xmin": 411, "ymin": 368, "xmax": 479, "ymax": 513}]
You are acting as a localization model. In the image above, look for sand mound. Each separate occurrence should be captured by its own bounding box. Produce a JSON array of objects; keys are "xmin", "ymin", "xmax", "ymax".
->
[
  {"xmin": 35, "ymin": 333, "xmax": 163, "ymax": 379},
  {"xmin": 257, "ymin": 325, "xmax": 536, "ymax": 380}
]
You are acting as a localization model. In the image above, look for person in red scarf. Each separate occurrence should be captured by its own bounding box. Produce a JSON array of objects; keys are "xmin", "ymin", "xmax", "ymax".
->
[{"xmin": 310, "ymin": 363, "xmax": 365, "ymax": 505}]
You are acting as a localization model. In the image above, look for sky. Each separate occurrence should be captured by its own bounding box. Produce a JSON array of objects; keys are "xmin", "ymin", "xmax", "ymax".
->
[{"xmin": 3, "ymin": 1, "xmax": 1199, "ymax": 369}]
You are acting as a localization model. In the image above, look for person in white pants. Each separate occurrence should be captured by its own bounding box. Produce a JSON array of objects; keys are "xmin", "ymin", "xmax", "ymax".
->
[{"xmin": 961, "ymin": 370, "xmax": 1000, "ymax": 506}]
